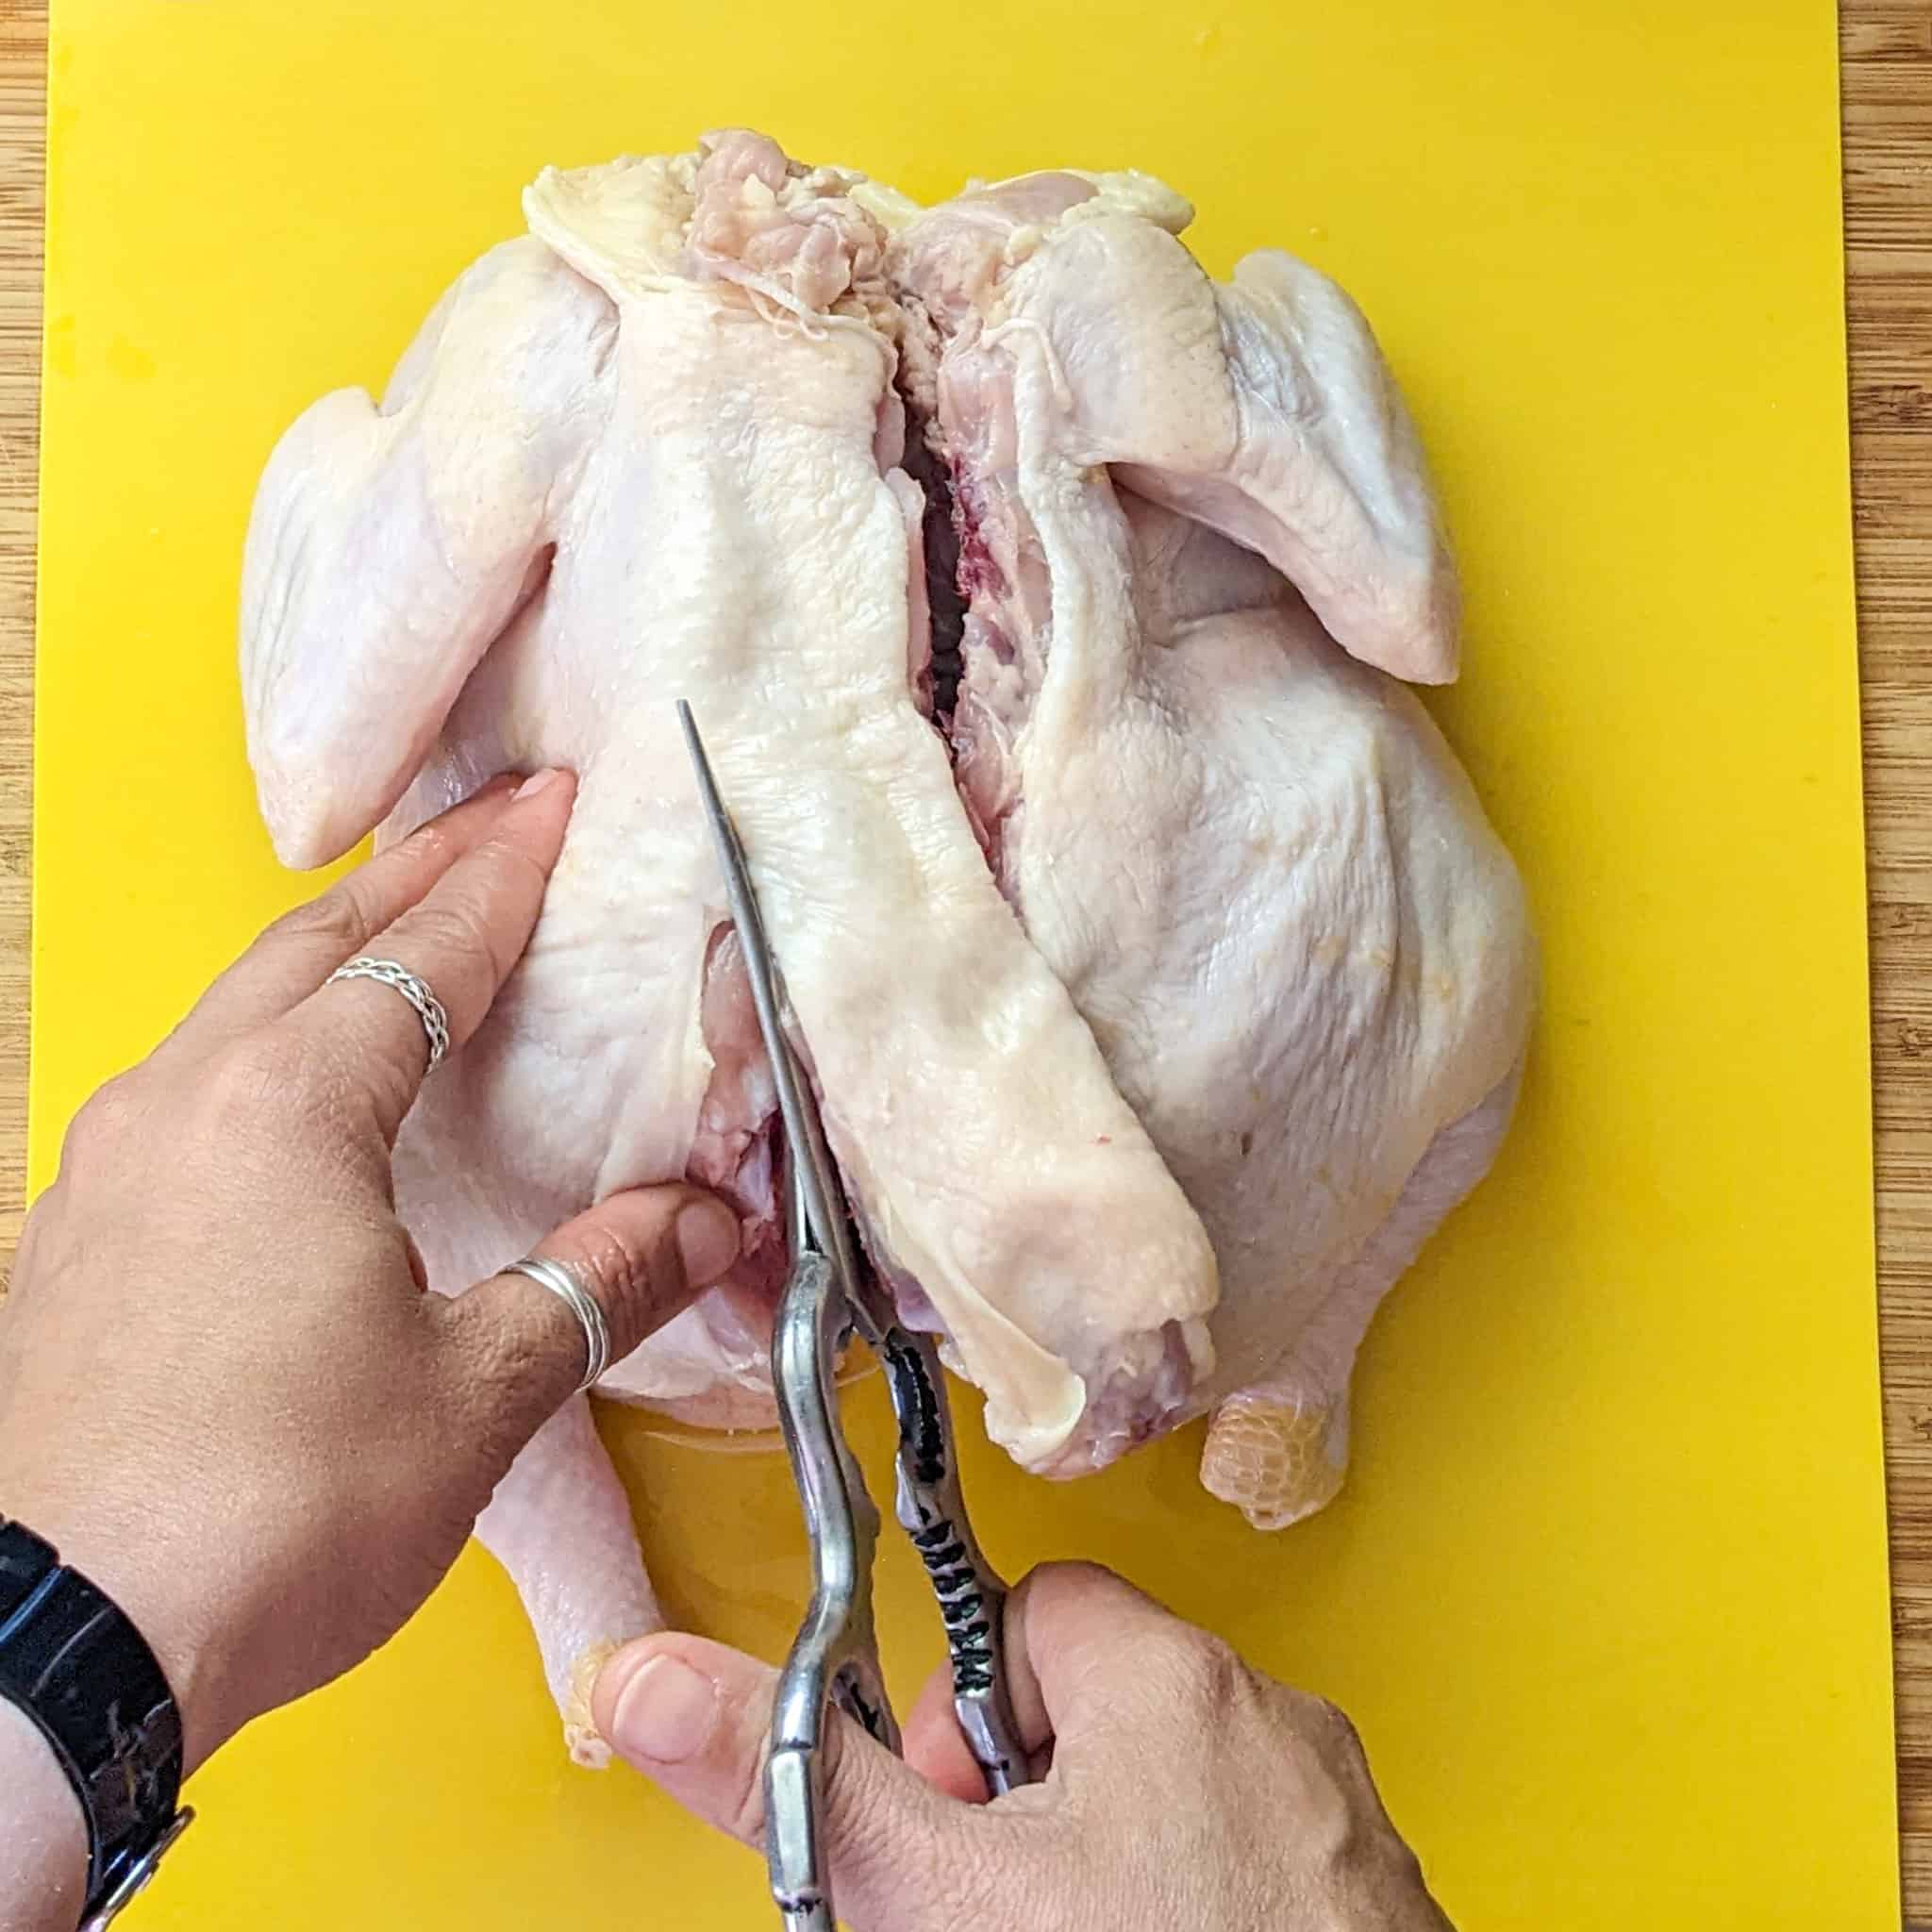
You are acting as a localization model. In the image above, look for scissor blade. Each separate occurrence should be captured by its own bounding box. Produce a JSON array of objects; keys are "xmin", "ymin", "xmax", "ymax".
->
[
  {"xmin": 675, "ymin": 702, "xmax": 863, "ymax": 1301},
  {"xmin": 676, "ymin": 698, "xmax": 768, "ymax": 996}
]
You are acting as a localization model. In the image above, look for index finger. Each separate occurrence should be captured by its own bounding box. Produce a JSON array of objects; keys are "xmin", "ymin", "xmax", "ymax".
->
[
  {"xmin": 284, "ymin": 768, "xmax": 577, "ymax": 1141},
  {"xmin": 160, "ymin": 773, "xmax": 524, "ymax": 1061}
]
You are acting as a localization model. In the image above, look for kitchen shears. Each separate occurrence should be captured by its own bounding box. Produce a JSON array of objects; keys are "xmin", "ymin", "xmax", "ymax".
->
[{"xmin": 676, "ymin": 702, "xmax": 1033, "ymax": 1931}]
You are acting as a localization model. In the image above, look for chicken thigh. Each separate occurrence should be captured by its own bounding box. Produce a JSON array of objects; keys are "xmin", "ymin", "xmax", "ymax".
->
[{"xmin": 241, "ymin": 131, "xmax": 1534, "ymax": 1759}]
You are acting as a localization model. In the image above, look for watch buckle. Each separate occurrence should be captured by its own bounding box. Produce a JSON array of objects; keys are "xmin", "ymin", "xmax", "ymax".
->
[{"xmin": 79, "ymin": 1808, "xmax": 195, "ymax": 1931}]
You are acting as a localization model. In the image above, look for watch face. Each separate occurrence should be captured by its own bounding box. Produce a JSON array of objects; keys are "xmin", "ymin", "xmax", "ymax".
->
[{"xmin": 0, "ymin": 1517, "xmax": 58, "ymax": 1609}]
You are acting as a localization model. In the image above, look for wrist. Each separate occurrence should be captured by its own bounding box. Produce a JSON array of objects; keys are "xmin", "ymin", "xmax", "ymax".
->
[
  {"xmin": 0, "ymin": 1470, "xmax": 228, "ymax": 1774},
  {"xmin": 0, "ymin": 1686, "xmax": 88, "ymax": 1932}
]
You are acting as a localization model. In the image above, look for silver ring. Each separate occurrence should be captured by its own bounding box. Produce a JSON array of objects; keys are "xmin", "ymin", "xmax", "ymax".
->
[
  {"xmin": 501, "ymin": 1257, "xmax": 611, "ymax": 1394},
  {"xmin": 325, "ymin": 957, "xmax": 451, "ymax": 1071}
]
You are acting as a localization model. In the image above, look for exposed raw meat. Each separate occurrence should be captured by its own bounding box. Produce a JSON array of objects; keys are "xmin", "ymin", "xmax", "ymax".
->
[{"xmin": 240, "ymin": 130, "xmax": 1535, "ymax": 1760}]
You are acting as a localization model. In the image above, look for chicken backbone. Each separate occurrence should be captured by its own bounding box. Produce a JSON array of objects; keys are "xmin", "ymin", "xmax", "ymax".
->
[{"xmin": 241, "ymin": 129, "xmax": 1535, "ymax": 1761}]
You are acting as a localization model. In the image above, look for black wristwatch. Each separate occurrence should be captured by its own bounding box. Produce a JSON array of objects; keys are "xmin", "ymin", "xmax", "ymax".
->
[{"xmin": 0, "ymin": 1517, "xmax": 193, "ymax": 1928}]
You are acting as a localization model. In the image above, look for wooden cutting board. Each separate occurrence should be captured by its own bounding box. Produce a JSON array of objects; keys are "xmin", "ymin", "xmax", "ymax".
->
[{"xmin": 32, "ymin": 3, "xmax": 1894, "ymax": 1925}]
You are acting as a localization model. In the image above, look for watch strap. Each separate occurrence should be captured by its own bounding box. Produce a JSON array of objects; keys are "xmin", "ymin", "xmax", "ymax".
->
[{"xmin": 0, "ymin": 1518, "xmax": 192, "ymax": 1924}]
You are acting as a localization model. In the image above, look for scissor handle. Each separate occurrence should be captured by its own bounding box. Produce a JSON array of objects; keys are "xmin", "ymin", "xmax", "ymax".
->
[
  {"xmin": 881, "ymin": 1328, "xmax": 1033, "ymax": 1797},
  {"xmin": 765, "ymin": 1251, "xmax": 900, "ymax": 1926}
]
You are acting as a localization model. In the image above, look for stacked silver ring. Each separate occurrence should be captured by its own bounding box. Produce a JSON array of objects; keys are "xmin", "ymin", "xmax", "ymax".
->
[
  {"xmin": 501, "ymin": 1257, "xmax": 611, "ymax": 1394},
  {"xmin": 325, "ymin": 956, "xmax": 451, "ymax": 1070}
]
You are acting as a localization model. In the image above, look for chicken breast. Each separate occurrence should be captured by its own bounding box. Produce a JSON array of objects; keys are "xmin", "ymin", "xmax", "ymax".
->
[{"xmin": 241, "ymin": 130, "xmax": 1534, "ymax": 1759}]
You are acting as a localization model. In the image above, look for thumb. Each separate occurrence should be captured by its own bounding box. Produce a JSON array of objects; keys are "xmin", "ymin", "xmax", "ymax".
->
[
  {"xmin": 593, "ymin": 1633, "xmax": 970, "ymax": 1928},
  {"xmin": 442, "ymin": 1184, "xmax": 741, "ymax": 1436},
  {"xmin": 1001, "ymin": 1560, "xmax": 1188, "ymax": 1748}
]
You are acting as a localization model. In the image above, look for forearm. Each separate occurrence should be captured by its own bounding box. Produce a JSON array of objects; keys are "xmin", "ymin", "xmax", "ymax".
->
[{"xmin": 0, "ymin": 1699, "xmax": 86, "ymax": 1932}]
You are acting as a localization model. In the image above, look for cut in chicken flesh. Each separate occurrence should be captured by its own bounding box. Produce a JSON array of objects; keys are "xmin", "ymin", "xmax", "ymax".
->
[{"xmin": 241, "ymin": 129, "xmax": 1535, "ymax": 1759}]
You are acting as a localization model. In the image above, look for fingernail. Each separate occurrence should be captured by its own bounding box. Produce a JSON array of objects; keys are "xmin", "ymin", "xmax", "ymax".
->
[
  {"xmin": 677, "ymin": 1198, "xmax": 741, "ymax": 1286},
  {"xmin": 513, "ymin": 767, "xmax": 564, "ymax": 801},
  {"xmin": 609, "ymin": 1653, "xmax": 719, "ymax": 1764}
]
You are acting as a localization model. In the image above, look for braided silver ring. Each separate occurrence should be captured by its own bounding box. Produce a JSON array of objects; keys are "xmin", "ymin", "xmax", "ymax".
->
[
  {"xmin": 500, "ymin": 1256, "xmax": 611, "ymax": 1394},
  {"xmin": 325, "ymin": 957, "xmax": 451, "ymax": 1071}
]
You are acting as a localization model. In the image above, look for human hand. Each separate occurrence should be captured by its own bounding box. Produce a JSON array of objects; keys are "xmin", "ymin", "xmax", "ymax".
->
[
  {"xmin": 0, "ymin": 771, "xmax": 741, "ymax": 1771},
  {"xmin": 591, "ymin": 1560, "xmax": 1455, "ymax": 1930}
]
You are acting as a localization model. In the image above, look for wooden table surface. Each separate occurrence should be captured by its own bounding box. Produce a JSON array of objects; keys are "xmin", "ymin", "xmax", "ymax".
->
[{"xmin": 2, "ymin": 0, "xmax": 1929, "ymax": 1915}]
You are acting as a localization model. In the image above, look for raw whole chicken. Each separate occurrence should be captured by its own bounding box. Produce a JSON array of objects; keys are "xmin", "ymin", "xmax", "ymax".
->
[{"xmin": 241, "ymin": 130, "xmax": 1535, "ymax": 1763}]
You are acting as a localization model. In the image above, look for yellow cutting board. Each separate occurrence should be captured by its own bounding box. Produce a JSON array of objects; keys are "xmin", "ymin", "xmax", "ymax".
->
[{"xmin": 32, "ymin": 3, "xmax": 1892, "ymax": 1926}]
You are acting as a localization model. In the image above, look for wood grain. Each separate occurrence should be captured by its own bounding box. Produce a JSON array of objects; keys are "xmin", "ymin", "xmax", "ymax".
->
[
  {"xmin": 1846, "ymin": 2, "xmax": 1932, "ymax": 1916},
  {"xmin": 0, "ymin": 0, "xmax": 37, "ymax": 1269},
  {"xmin": 0, "ymin": 0, "xmax": 1926, "ymax": 1911}
]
